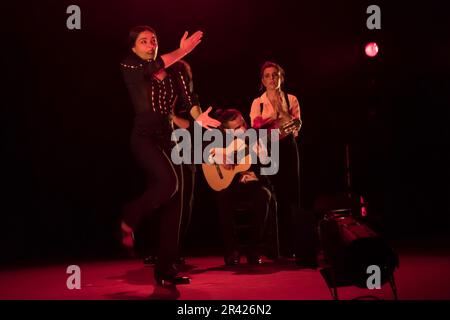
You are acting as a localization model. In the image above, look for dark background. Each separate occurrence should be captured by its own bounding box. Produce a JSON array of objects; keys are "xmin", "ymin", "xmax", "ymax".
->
[{"xmin": 2, "ymin": 0, "xmax": 449, "ymax": 265}]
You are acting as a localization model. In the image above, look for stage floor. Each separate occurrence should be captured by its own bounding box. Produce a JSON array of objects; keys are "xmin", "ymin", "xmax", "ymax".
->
[{"xmin": 1, "ymin": 251, "xmax": 450, "ymax": 300}]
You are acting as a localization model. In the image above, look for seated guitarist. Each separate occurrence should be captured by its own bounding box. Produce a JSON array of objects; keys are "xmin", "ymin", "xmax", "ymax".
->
[{"xmin": 212, "ymin": 109, "xmax": 272, "ymax": 266}]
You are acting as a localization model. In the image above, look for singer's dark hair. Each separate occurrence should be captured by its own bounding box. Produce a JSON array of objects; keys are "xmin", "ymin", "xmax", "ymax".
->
[{"xmin": 129, "ymin": 25, "xmax": 156, "ymax": 49}]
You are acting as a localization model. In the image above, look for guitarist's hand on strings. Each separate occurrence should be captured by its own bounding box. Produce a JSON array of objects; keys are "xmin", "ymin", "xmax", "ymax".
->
[
  {"xmin": 239, "ymin": 172, "xmax": 258, "ymax": 183},
  {"xmin": 210, "ymin": 148, "xmax": 235, "ymax": 170}
]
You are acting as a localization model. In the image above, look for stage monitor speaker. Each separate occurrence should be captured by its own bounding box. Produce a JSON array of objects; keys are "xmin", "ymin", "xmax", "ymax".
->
[{"xmin": 319, "ymin": 214, "xmax": 398, "ymax": 289}]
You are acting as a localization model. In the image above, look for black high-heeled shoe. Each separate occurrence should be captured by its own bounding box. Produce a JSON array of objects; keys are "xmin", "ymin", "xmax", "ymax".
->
[
  {"xmin": 154, "ymin": 274, "xmax": 191, "ymax": 286},
  {"xmin": 246, "ymin": 254, "xmax": 262, "ymax": 265},
  {"xmin": 144, "ymin": 256, "xmax": 186, "ymax": 266}
]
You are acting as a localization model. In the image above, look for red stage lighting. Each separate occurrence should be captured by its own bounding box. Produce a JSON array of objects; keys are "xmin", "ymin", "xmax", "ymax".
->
[{"xmin": 365, "ymin": 42, "xmax": 379, "ymax": 57}]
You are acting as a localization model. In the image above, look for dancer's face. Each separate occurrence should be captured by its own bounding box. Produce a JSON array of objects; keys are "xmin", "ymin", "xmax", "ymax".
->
[{"xmin": 132, "ymin": 31, "xmax": 158, "ymax": 60}]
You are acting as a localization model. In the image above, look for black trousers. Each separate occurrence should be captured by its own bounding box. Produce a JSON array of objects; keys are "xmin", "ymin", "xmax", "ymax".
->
[
  {"xmin": 216, "ymin": 181, "xmax": 270, "ymax": 258},
  {"xmin": 140, "ymin": 163, "xmax": 195, "ymax": 259},
  {"xmin": 123, "ymin": 121, "xmax": 183, "ymax": 278},
  {"xmin": 271, "ymin": 136, "xmax": 317, "ymax": 263},
  {"xmin": 271, "ymin": 136, "xmax": 300, "ymax": 257},
  {"xmin": 179, "ymin": 164, "xmax": 196, "ymax": 254}
]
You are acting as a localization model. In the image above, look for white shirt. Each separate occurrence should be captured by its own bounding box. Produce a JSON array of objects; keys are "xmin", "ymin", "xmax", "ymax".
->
[{"xmin": 249, "ymin": 91, "xmax": 301, "ymax": 137}]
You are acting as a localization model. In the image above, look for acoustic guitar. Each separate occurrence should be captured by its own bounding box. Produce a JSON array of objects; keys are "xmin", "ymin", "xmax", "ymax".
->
[
  {"xmin": 202, "ymin": 119, "xmax": 301, "ymax": 191},
  {"xmin": 202, "ymin": 139, "xmax": 253, "ymax": 191}
]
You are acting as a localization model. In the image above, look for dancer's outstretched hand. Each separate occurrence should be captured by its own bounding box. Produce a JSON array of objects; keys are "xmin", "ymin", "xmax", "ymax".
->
[
  {"xmin": 195, "ymin": 106, "xmax": 221, "ymax": 129},
  {"xmin": 180, "ymin": 31, "xmax": 203, "ymax": 55}
]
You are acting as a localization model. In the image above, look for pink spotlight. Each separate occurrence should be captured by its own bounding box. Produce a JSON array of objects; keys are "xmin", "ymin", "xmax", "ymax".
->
[{"xmin": 365, "ymin": 42, "xmax": 379, "ymax": 57}]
